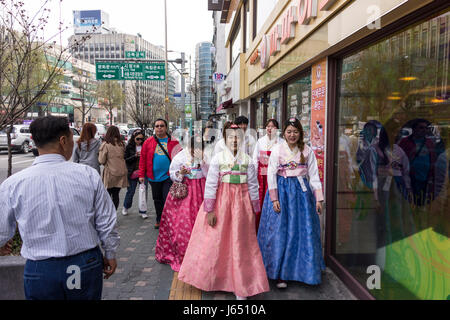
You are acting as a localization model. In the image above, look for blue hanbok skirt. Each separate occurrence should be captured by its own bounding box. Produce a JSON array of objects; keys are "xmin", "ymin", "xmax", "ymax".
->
[{"xmin": 257, "ymin": 175, "xmax": 326, "ymax": 285}]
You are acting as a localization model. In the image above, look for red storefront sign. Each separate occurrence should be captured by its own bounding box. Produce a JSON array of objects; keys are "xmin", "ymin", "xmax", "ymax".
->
[{"xmin": 310, "ymin": 58, "xmax": 327, "ymax": 187}]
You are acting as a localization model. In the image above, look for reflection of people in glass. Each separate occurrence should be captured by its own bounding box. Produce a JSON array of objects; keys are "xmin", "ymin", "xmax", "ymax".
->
[
  {"xmin": 370, "ymin": 119, "xmax": 413, "ymax": 271},
  {"xmin": 398, "ymin": 119, "xmax": 437, "ymax": 206},
  {"xmin": 432, "ymin": 126, "xmax": 449, "ymax": 237},
  {"xmin": 336, "ymin": 127, "xmax": 356, "ymax": 245},
  {"xmin": 356, "ymin": 121, "xmax": 380, "ymax": 189}
]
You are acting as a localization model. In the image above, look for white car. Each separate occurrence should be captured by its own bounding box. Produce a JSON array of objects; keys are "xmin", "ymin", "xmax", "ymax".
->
[
  {"xmin": 0, "ymin": 125, "xmax": 33, "ymax": 153},
  {"xmin": 95, "ymin": 124, "xmax": 107, "ymax": 141}
]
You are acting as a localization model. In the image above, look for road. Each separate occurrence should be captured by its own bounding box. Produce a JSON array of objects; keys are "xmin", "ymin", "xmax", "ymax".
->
[{"xmin": 0, "ymin": 151, "xmax": 36, "ymax": 184}]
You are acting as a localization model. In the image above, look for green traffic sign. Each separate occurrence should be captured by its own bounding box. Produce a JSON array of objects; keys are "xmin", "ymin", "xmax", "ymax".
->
[
  {"xmin": 96, "ymin": 62, "xmax": 165, "ymax": 81},
  {"xmin": 125, "ymin": 51, "xmax": 146, "ymax": 59}
]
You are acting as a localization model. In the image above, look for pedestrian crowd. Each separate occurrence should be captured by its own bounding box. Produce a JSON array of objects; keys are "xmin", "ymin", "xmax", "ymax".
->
[{"xmin": 0, "ymin": 114, "xmax": 325, "ymax": 300}]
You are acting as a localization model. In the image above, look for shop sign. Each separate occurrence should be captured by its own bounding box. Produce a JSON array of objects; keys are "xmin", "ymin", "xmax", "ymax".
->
[
  {"xmin": 269, "ymin": 24, "xmax": 282, "ymax": 56},
  {"xmin": 249, "ymin": 49, "xmax": 260, "ymax": 65},
  {"xmin": 310, "ymin": 58, "xmax": 327, "ymax": 187},
  {"xmin": 258, "ymin": 0, "xmax": 337, "ymax": 68},
  {"xmin": 260, "ymin": 35, "xmax": 270, "ymax": 69},
  {"xmin": 213, "ymin": 72, "xmax": 226, "ymax": 83},
  {"xmin": 281, "ymin": 6, "xmax": 298, "ymax": 44}
]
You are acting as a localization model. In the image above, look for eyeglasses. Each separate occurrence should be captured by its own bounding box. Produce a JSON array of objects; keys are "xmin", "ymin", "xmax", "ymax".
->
[{"xmin": 155, "ymin": 125, "xmax": 165, "ymax": 128}]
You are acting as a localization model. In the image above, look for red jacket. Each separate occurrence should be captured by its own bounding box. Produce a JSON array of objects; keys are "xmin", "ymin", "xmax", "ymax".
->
[{"xmin": 139, "ymin": 136, "xmax": 181, "ymax": 180}]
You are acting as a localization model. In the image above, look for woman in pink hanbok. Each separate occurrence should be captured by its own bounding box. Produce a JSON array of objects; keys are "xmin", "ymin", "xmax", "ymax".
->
[
  {"xmin": 155, "ymin": 137, "xmax": 208, "ymax": 272},
  {"xmin": 178, "ymin": 125, "xmax": 269, "ymax": 300},
  {"xmin": 252, "ymin": 119, "xmax": 282, "ymax": 232}
]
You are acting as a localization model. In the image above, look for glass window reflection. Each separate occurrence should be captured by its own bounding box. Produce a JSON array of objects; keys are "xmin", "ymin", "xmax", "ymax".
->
[{"xmin": 334, "ymin": 9, "xmax": 450, "ymax": 300}]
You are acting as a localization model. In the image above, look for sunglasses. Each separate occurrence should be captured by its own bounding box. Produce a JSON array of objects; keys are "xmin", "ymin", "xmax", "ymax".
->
[
  {"xmin": 135, "ymin": 138, "xmax": 143, "ymax": 141},
  {"xmin": 155, "ymin": 125, "xmax": 166, "ymax": 128}
]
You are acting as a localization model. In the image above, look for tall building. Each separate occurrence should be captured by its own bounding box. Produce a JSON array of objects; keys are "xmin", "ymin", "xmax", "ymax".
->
[
  {"xmin": 195, "ymin": 42, "xmax": 214, "ymax": 123},
  {"xmin": 68, "ymin": 11, "xmax": 166, "ymax": 124},
  {"xmin": 211, "ymin": 10, "xmax": 228, "ymax": 126}
]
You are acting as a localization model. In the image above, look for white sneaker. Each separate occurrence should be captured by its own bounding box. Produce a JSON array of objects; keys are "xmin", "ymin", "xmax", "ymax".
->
[
  {"xmin": 235, "ymin": 295, "xmax": 247, "ymax": 300},
  {"xmin": 122, "ymin": 208, "xmax": 128, "ymax": 216},
  {"xmin": 276, "ymin": 281, "xmax": 288, "ymax": 289},
  {"xmin": 141, "ymin": 214, "xmax": 148, "ymax": 219}
]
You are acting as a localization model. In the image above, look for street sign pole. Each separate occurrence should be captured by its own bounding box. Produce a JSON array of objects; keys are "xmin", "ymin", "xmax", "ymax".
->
[
  {"xmin": 181, "ymin": 52, "xmax": 185, "ymax": 128},
  {"xmin": 164, "ymin": 0, "xmax": 169, "ymax": 121}
]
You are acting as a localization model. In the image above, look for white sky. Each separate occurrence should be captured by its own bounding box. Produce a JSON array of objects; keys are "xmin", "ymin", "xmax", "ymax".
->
[{"xmin": 21, "ymin": 0, "xmax": 214, "ymax": 62}]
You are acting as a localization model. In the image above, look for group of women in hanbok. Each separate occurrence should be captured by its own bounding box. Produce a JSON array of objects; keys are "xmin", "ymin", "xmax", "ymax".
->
[{"xmin": 155, "ymin": 117, "xmax": 325, "ymax": 300}]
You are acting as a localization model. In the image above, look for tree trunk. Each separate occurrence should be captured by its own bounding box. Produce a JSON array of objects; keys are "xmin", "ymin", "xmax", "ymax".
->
[
  {"xmin": 7, "ymin": 123, "xmax": 13, "ymax": 178},
  {"xmin": 81, "ymin": 101, "xmax": 86, "ymax": 126}
]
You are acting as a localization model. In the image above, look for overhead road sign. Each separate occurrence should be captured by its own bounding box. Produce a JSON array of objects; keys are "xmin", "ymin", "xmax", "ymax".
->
[
  {"xmin": 125, "ymin": 51, "xmax": 146, "ymax": 59},
  {"xmin": 96, "ymin": 61, "xmax": 165, "ymax": 81}
]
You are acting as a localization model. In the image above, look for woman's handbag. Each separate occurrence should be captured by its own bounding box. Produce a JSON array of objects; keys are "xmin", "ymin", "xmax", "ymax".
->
[
  {"xmin": 130, "ymin": 170, "xmax": 139, "ymax": 180},
  {"xmin": 138, "ymin": 183, "xmax": 147, "ymax": 212},
  {"xmin": 169, "ymin": 181, "xmax": 188, "ymax": 200}
]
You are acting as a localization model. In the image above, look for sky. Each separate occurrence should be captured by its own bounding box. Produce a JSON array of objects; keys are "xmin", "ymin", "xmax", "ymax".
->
[{"xmin": 21, "ymin": 0, "xmax": 214, "ymax": 62}]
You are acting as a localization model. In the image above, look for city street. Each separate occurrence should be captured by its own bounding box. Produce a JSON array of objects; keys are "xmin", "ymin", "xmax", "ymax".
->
[
  {"xmin": 2, "ymin": 0, "xmax": 447, "ymax": 302},
  {"xmin": 0, "ymin": 152, "xmax": 36, "ymax": 184}
]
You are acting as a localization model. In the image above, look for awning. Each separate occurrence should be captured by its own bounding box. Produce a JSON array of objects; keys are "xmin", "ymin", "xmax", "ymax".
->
[{"xmin": 216, "ymin": 99, "xmax": 233, "ymax": 113}]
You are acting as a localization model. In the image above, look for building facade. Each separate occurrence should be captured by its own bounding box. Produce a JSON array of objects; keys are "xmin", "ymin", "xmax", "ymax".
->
[
  {"xmin": 212, "ymin": 10, "xmax": 229, "ymax": 126},
  {"xmin": 195, "ymin": 42, "xmax": 215, "ymax": 123},
  {"xmin": 68, "ymin": 19, "xmax": 166, "ymax": 125},
  {"xmin": 211, "ymin": 0, "xmax": 450, "ymax": 300}
]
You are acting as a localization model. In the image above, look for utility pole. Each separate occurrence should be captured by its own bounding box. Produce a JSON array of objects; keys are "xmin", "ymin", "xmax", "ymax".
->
[
  {"xmin": 180, "ymin": 52, "xmax": 186, "ymax": 128},
  {"xmin": 164, "ymin": 0, "xmax": 169, "ymax": 121}
]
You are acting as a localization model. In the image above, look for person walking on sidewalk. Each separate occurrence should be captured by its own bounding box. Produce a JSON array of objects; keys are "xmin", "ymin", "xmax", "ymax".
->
[
  {"xmin": 139, "ymin": 119, "xmax": 181, "ymax": 229},
  {"xmin": 155, "ymin": 136, "xmax": 209, "ymax": 272},
  {"xmin": 0, "ymin": 116, "xmax": 119, "ymax": 300},
  {"xmin": 99, "ymin": 126, "xmax": 129, "ymax": 210},
  {"xmin": 178, "ymin": 124, "xmax": 269, "ymax": 300},
  {"xmin": 257, "ymin": 118, "xmax": 325, "ymax": 289},
  {"xmin": 72, "ymin": 122, "xmax": 101, "ymax": 174},
  {"xmin": 252, "ymin": 119, "xmax": 283, "ymax": 233},
  {"xmin": 122, "ymin": 129, "xmax": 148, "ymax": 218}
]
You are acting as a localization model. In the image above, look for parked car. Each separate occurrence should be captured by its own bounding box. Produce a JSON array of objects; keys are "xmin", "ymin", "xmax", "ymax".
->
[
  {"xmin": 31, "ymin": 127, "xmax": 80, "ymax": 156},
  {"xmin": 0, "ymin": 125, "xmax": 33, "ymax": 153},
  {"xmin": 95, "ymin": 124, "xmax": 107, "ymax": 141}
]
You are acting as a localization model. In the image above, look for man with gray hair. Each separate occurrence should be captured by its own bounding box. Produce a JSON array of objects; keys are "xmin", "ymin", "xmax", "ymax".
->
[{"xmin": 0, "ymin": 116, "xmax": 119, "ymax": 300}]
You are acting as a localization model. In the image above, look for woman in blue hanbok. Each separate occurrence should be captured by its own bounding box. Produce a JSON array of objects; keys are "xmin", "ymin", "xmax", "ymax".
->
[{"xmin": 257, "ymin": 118, "xmax": 325, "ymax": 288}]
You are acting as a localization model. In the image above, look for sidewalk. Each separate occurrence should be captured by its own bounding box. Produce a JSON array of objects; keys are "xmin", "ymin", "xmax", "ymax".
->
[{"xmin": 102, "ymin": 188, "xmax": 356, "ymax": 300}]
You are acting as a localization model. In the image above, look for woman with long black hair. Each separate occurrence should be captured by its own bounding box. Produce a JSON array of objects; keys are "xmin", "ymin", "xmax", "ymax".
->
[{"xmin": 122, "ymin": 130, "xmax": 148, "ymax": 218}]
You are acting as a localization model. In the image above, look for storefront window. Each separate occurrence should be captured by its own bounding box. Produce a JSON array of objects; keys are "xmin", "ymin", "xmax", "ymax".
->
[
  {"xmin": 334, "ymin": 10, "xmax": 450, "ymax": 300},
  {"xmin": 255, "ymin": 97, "xmax": 264, "ymax": 137},
  {"xmin": 287, "ymin": 74, "xmax": 312, "ymax": 143},
  {"xmin": 267, "ymin": 88, "xmax": 282, "ymax": 127}
]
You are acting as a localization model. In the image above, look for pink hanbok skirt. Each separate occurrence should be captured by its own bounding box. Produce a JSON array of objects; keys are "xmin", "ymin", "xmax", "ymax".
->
[
  {"xmin": 178, "ymin": 182, "xmax": 270, "ymax": 297},
  {"xmin": 155, "ymin": 177, "xmax": 206, "ymax": 272}
]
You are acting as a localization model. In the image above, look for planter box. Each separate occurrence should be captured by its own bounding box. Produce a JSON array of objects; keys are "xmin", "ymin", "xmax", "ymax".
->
[{"xmin": 0, "ymin": 256, "xmax": 26, "ymax": 300}]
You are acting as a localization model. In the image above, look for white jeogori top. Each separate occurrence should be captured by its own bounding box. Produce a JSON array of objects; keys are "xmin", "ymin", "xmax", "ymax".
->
[
  {"xmin": 267, "ymin": 140, "xmax": 324, "ymax": 202},
  {"xmin": 252, "ymin": 134, "xmax": 283, "ymax": 173},
  {"xmin": 203, "ymin": 146, "xmax": 260, "ymax": 213},
  {"xmin": 169, "ymin": 149, "xmax": 209, "ymax": 182}
]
